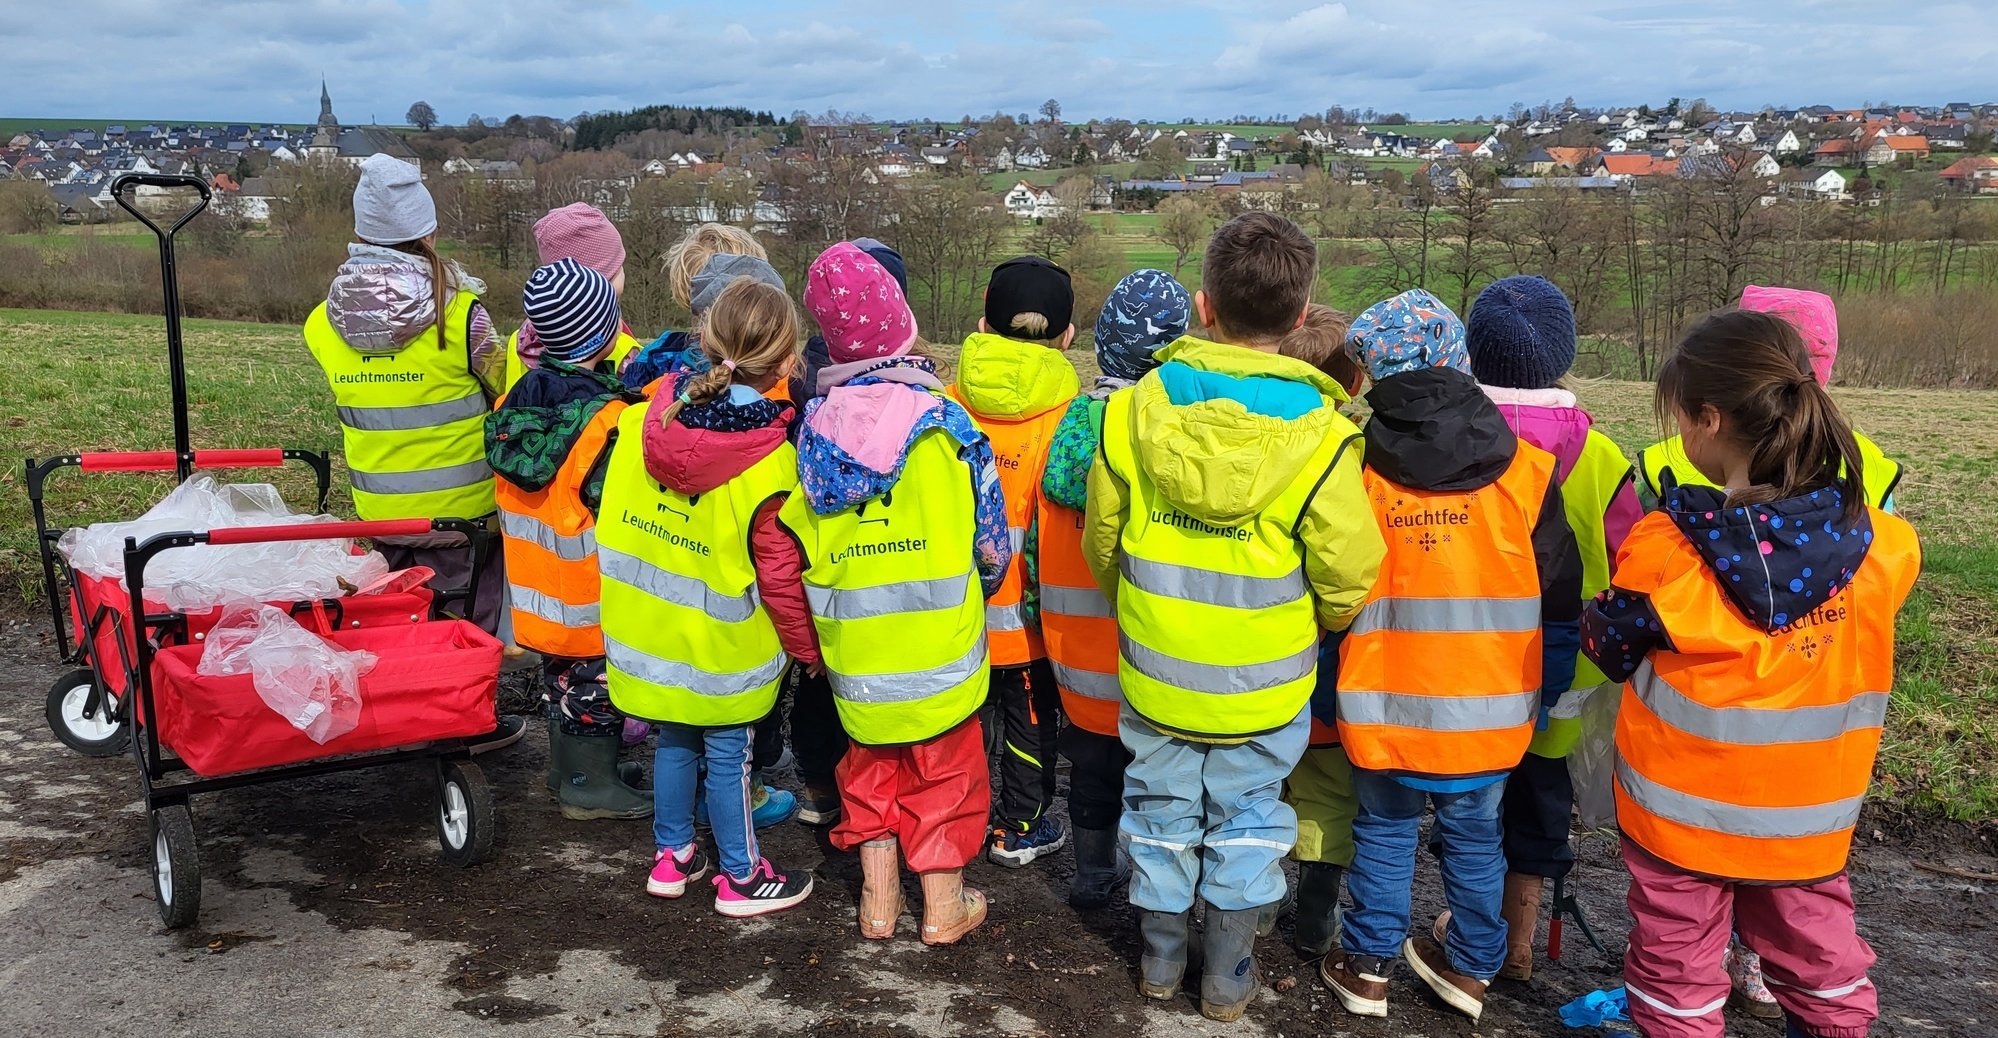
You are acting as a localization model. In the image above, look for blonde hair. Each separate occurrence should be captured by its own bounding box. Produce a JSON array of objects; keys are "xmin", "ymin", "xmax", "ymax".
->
[
  {"xmin": 656, "ymin": 277, "xmax": 798, "ymax": 428},
  {"xmin": 665, "ymin": 223, "xmax": 768, "ymax": 309},
  {"xmin": 1280, "ymin": 304, "xmax": 1361, "ymax": 392},
  {"xmin": 1007, "ymin": 311, "xmax": 1051, "ymax": 339}
]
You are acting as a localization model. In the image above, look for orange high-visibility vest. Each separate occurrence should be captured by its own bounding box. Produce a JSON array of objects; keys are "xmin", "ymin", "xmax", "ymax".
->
[
  {"xmin": 494, "ymin": 398, "xmax": 627, "ymax": 658},
  {"xmin": 1336, "ymin": 442, "xmax": 1557, "ymax": 778},
  {"xmin": 1612, "ymin": 507, "xmax": 1920, "ymax": 883},
  {"xmin": 1037, "ymin": 495, "xmax": 1120, "ymax": 736},
  {"xmin": 948, "ymin": 390, "xmax": 1065, "ymax": 666}
]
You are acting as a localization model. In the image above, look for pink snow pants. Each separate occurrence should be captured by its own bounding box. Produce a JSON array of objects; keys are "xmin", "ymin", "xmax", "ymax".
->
[{"xmin": 1623, "ymin": 841, "xmax": 1877, "ymax": 1038}]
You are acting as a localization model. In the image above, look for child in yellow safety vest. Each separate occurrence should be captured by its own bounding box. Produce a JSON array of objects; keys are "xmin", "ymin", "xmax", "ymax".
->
[
  {"xmin": 1582, "ymin": 309, "xmax": 1919, "ymax": 1038},
  {"xmin": 1458, "ymin": 276, "xmax": 1643, "ymax": 981},
  {"xmin": 948, "ymin": 256, "xmax": 1081, "ymax": 869},
  {"xmin": 488, "ymin": 259, "xmax": 650, "ymax": 821},
  {"xmin": 1033, "ymin": 268, "xmax": 1191, "ymax": 908},
  {"xmin": 601, "ymin": 277, "xmax": 819, "ymax": 918},
  {"xmin": 1084, "ymin": 214, "xmax": 1384, "ymax": 1022}
]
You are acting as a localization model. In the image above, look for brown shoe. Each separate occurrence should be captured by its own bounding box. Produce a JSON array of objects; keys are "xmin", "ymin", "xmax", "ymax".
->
[
  {"xmin": 1431, "ymin": 909, "xmax": 1451, "ymax": 948},
  {"xmin": 1499, "ymin": 873, "xmax": 1543, "ymax": 981},
  {"xmin": 1404, "ymin": 936, "xmax": 1488, "ymax": 1020},
  {"xmin": 1320, "ymin": 949, "xmax": 1389, "ymax": 1018}
]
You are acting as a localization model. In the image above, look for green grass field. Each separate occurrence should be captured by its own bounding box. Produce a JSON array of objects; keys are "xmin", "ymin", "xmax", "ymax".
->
[{"xmin": 2, "ymin": 305, "xmax": 1991, "ymax": 822}]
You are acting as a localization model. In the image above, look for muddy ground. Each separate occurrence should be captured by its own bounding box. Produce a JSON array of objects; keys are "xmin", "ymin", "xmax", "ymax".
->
[{"xmin": 1, "ymin": 617, "xmax": 1993, "ymax": 1038}]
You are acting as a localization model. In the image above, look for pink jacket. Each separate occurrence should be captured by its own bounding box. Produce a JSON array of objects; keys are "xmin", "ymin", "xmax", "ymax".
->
[{"xmin": 1481, "ymin": 385, "xmax": 1642, "ymax": 579}]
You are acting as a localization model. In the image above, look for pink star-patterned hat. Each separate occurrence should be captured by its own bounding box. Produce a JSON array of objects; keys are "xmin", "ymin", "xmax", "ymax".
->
[{"xmin": 804, "ymin": 241, "xmax": 918, "ymax": 363}]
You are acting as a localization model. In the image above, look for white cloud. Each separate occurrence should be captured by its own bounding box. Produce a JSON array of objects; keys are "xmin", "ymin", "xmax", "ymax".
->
[{"xmin": 4, "ymin": 0, "xmax": 1995, "ymax": 124}]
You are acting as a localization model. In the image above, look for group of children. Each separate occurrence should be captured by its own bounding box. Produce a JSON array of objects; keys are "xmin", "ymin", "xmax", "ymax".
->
[{"xmin": 316, "ymin": 156, "xmax": 1920, "ymax": 1038}]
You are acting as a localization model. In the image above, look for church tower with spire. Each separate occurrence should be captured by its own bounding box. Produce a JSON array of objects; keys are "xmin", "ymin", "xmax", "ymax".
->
[
  {"xmin": 317, "ymin": 79, "xmax": 339, "ymax": 128},
  {"xmin": 308, "ymin": 79, "xmax": 339, "ymax": 161}
]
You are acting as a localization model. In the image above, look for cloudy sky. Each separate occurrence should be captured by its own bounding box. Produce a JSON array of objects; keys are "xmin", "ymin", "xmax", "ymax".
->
[{"xmin": 9, "ymin": 0, "xmax": 1996, "ymax": 125}]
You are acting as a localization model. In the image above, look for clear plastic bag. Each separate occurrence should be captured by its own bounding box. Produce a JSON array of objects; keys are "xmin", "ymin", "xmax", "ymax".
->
[
  {"xmin": 58, "ymin": 475, "xmax": 390, "ymax": 610},
  {"xmin": 196, "ymin": 602, "xmax": 377, "ymax": 744},
  {"xmin": 1566, "ymin": 681, "xmax": 1623, "ymax": 828}
]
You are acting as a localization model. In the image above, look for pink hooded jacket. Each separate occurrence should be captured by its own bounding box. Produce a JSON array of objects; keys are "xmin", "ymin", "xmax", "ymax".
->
[{"xmin": 1480, "ymin": 385, "xmax": 1643, "ymax": 582}]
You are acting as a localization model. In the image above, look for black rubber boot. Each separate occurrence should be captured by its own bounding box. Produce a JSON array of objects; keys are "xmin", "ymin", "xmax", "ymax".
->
[
  {"xmin": 1201, "ymin": 907, "xmax": 1262, "ymax": 1022},
  {"xmin": 1138, "ymin": 909, "xmax": 1193, "ymax": 1000},
  {"xmin": 555, "ymin": 729, "xmax": 653, "ymax": 820},
  {"xmin": 1068, "ymin": 826, "xmax": 1131, "ymax": 910},
  {"xmin": 1293, "ymin": 862, "xmax": 1345, "ymax": 958},
  {"xmin": 547, "ymin": 723, "xmax": 644, "ymax": 792}
]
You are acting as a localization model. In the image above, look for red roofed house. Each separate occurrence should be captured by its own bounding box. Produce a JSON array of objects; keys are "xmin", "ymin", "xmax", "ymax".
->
[
  {"xmin": 1593, "ymin": 153, "xmax": 1674, "ymax": 181},
  {"xmin": 1864, "ymin": 135, "xmax": 1929, "ymax": 165},
  {"xmin": 1939, "ymin": 156, "xmax": 1998, "ymax": 194},
  {"xmin": 1814, "ymin": 138, "xmax": 1859, "ymax": 166}
]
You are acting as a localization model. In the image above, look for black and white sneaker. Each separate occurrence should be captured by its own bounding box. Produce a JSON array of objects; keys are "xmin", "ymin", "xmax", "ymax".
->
[
  {"xmin": 468, "ymin": 715, "xmax": 527, "ymax": 754},
  {"xmin": 712, "ymin": 858, "xmax": 814, "ymax": 918}
]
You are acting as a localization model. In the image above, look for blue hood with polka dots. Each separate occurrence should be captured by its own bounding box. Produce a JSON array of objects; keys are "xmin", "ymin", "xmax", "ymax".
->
[{"xmin": 1660, "ymin": 481, "xmax": 1875, "ymax": 632}]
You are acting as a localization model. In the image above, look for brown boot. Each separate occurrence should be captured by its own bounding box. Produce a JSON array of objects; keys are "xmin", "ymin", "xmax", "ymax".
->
[
  {"xmin": 1404, "ymin": 936, "xmax": 1488, "ymax": 1021},
  {"xmin": 918, "ymin": 869, "xmax": 987, "ymax": 946},
  {"xmin": 858, "ymin": 839, "xmax": 903, "ymax": 939},
  {"xmin": 1499, "ymin": 873, "xmax": 1542, "ymax": 980}
]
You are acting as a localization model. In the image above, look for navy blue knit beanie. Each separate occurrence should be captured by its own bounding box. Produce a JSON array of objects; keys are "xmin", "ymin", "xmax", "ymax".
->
[
  {"xmin": 1466, "ymin": 275, "xmax": 1577, "ymax": 390},
  {"xmin": 852, "ymin": 237, "xmax": 908, "ymax": 293}
]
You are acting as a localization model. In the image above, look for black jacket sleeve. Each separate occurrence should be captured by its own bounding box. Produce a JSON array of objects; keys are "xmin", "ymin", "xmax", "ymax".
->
[{"xmin": 1532, "ymin": 479, "xmax": 1584, "ymax": 707}]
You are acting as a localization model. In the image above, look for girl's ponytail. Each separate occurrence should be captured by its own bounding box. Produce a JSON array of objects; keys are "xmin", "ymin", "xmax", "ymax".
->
[
  {"xmin": 387, "ymin": 235, "xmax": 452, "ymax": 350},
  {"xmin": 1655, "ymin": 309, "xmax": 1867, "ymax": 523},
  {"xmin": 655, "ymin": 276, "xmax": 799, "ymax": 430}
]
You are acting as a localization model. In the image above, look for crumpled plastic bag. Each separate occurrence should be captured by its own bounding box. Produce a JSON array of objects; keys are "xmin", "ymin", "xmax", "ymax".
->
[
  {"xmin": 1558, "ymin": 986, "xmax": 1630, "ymax": 1028},
  {"xmin": 1568, "ymin": 679, "xmax": 1623, "ymax": 828},
  {"xmin": 196, "ymin": 602, "xmax": 377, "ymax": 744},
  {"xmin": 58, "ymin": 475, "xmax": 389, "ymax": 610}
]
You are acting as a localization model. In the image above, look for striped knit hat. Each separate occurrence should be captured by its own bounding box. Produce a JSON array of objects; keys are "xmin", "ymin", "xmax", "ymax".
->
[{"xmin": 522, "ymin": 258, "xmax": 620, "ymax": 364}]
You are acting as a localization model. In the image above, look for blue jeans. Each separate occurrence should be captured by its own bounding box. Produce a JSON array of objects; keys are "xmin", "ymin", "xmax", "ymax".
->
[
  {"xmin": 1118, "ymin": 705, "xmax": 1309, "ymax": 913},
  {"xmin": 1342, "ymin": 768, "xmax": 1509, "ymax": 980},
  {"xmin": 653, "ymin": 723, "xmax": 758, "ymax": 880}
]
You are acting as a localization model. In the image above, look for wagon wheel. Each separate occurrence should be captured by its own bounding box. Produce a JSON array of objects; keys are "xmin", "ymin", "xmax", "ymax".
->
[
  {"xmin": 437, "ymin": 760, "xmax": 495, "ymax": 867},
  {"xmin": 150, "ymin": 803, "xmax": 201, "ymax": 929},
  {"xmin": 45, "ymin": 668, "xmax": 130, "ymax": 757}
]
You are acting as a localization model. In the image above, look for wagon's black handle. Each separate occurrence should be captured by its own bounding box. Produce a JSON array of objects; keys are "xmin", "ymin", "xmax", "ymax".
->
[{"xmin": 111, "ymin": 173, "xmax": 211, "ymax": 241}]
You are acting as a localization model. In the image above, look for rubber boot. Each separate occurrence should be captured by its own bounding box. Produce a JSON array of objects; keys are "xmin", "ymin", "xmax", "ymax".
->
[
  {"xmin": 1138, "ymin": 909, "xmax": 1193, "ymax": 1000},
  {"xmin": 1200, "ymin": 907, "xmax": 1262, "ymax": 1022},
  {"xmin": 1293, "ymin": 862, "xmax": 1345, "ymax": 958},
  {"xmin": 547, "ymin": 723, "xmax": 644, "ymax": 792},
  {"xmin": 1499, "ymin": 872, "xmax": 1543, "ymax": 981},
  {"xmin": 918, "ymin": 869, "xmax": 987, "ymax": 946},
  {"xmin": 858, "ymin": 839, "xmax": 903, "ymax": 939},
  {"xmin": 1254, "ymin": 880, "xmax": 1294, "ymax": 938},
  {"xmin": 556, "ymin": 729, "xmax": 654, "ymax": 820},
  {"xmin": 1068, "ymin": 825, "xmax": 1131, "ymax": 910}
]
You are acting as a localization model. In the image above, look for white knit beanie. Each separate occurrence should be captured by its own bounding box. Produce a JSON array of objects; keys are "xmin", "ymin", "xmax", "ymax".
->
[{"xmin": 352, "ymin": 154, "xmax": 437, "ymax": 245}]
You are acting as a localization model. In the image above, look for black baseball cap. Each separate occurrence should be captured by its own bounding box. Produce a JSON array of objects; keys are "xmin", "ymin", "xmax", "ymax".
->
[{"xmin": 984, "ymin": 256, "xmax": 1074, "ymax": 339}]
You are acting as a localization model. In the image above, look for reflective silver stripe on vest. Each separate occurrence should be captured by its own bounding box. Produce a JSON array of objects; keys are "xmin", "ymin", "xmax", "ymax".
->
[
  {"xmin": 1120, "ymin": 555, "xmax": 1305, "ymax": 611},
  {"xmin": 1616, "ymin": 758, "xmax": 1864, "ymax": 839},
  {"xmin": 509, "ymin": 584, "xmax": 600, "ymax": 627},
  {"xmin": 1043, "ymin": 583, "xmax": 1113, "ymax": 619},
  {"xmin": 987, "ymin": 602, "xmax": 1027, "ymax": 631},
  {"xmin": 599, "ymin": 545, "xmax": 758, "ymax": 624},
  {"xmin": 338, "ymin": 392, "xmax": 489, "ymax": 432},
  {"xmin": 1633, "ymin": 662, "xmax": 1890, "ymax": 746},
  {"xmin": 605, "ymin": 635, "xmax": 787, "ymax": 697},
  {"xmin": 349, "ymin": 458, "xmax": 493, "ymax": 496},
  {"xmin": 1009, "ymin": 526, "xmax": 1027, "ymax": 553},
  {"xmin": 1336, "ymin": 688, "xmax": 1539, "ymax": 732},
  {"xmin": 1347, "ymin": 596, "xmax": 1542, "ymax": 637},
  {"xmin": 1052, "ymin": 660, "xmax": 1121, "ymax": 701},
  {"xmin": 1120, "ymin": 632, "xmax": 1315, "ymax": 694},
  {"xmin": 501, "ymin": 511, "xmax": 596, "ymax": 561},
  {"xmin": 830, "ymin": 634, "xmax": 988, "ymax": 704},
  {"xmin": 805, "ymin": 573, "xmax": 968, "ymax": 622}
]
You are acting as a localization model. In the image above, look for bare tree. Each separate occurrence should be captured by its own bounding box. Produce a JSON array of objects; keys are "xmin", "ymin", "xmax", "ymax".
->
[
  {"xmin": 1153, "ymin": 194, "xmax": 1213, "ymax": 275},
  {"xmin": 892, "ymin": 176, "xmax": 1012, "ymax": 340},
  {"xmin": 406, "ymin": 101, "xmax": 438, "ymax": 131},
  {"xmin": 0, "ymin": 180, "xmax": 59, "ymax": 233},
  {"xmin": 1040, "ymin": 98, "xmax": 1063, "ymax": 124},
  {"xmin": 1437, "ymin": 160, "xmax": 1500, "ymax": 315},
  {"xmin": 1134, "ymin": 135, "xmax": 1184, "ymax": 180}
]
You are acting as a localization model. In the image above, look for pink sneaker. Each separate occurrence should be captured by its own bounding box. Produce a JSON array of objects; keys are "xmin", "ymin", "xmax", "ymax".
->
[
  {"xmin": 647, "ymin": 845, "xmax": 709, "ymax": 898},
  {"xmin": 712, "ymin": 858, "xmax": 815, "ymax": 918}
]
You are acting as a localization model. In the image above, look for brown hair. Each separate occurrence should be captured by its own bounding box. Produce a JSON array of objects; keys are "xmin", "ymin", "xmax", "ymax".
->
[
  {"xmin": 1655, "ymin": 309, "xmax": 1865, "ymax": 522},
  {"xmin": 1200, "ymin": 212, "xmax": 1317, "ymax": 342},
  {"xmin": 665, "ymin": 223, "xmax": 767, "ymax": 309},
  {"xmin": 1279, "ymin": 304, "xmax": 1361, "ymax": 393},
  {"xmin": 656, "ymin": 277, "xmax": 799, "ymax": 428},
  {"xmin": 387, "ymin": 236, "xmax": 451, "ymax": 350}
]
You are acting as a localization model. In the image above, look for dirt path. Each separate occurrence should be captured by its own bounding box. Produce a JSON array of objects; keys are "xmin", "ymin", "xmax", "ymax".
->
[{"xmin": 1, "ymin": 619, "xmax": 1992, "ymax": 1038}]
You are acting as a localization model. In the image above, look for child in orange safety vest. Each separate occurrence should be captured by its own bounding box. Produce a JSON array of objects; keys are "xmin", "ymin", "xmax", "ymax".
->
[
  {"xmin": 488, "ymin": 259, "xmax": 650, "ymax": 822},
  {"xmin": 1032, "ymin": 268, "xmax": 1192, "ymax": 908},
  {"xmin": 948, "ymin": 256, "xmax": 1081, "ymax": 869},
  {"xmin": 1582, "ymin": 309, "xmax": 1920, "ymax": 1038}
]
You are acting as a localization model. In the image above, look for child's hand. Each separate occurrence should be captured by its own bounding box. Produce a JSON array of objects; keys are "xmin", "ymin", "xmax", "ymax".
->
[{"xmin": 807, "ymin": 661, "xmax": 825, "ymax": 679}]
